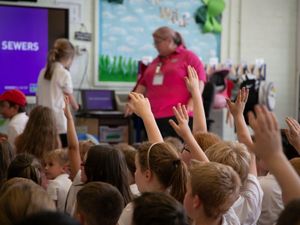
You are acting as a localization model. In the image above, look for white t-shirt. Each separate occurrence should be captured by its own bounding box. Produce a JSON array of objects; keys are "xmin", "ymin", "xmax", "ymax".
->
[
  {"xmin": 257, "ymin": 174, "xmax": 283, "ymax": 225},
  {"xmin": 232, "ymin": 174, "xmax": 263, "ymax": 225},
  {"xmin": 37, "ymin": 62, "xmax": 73, "ymax": 134},
  {"xmin": 118, "ymin": 203, "xmax": 240, "ymax": 225},
  {"xmin": 47, "ymin": 173, "xmax": 72, "ymax": 212},
  {"xmin": 7, "ymin": 112, "xmax": 28, "ymax": 148},
  {"xmin": 65, "ymin": 170, "xmax": 83, "ymax": 216}
]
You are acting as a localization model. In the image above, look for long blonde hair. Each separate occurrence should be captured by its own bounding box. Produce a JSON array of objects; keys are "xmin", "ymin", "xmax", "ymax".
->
[
  {"xmin": 15, "ymin": 106, "xmax": 59, "ymax": 159},
  {"xmin": 44, "ymin": 38, "xmax": 75, "ymax": 80}
]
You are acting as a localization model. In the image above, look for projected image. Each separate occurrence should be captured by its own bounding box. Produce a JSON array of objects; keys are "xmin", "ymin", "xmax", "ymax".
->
[{"xmin": 0, "ymin": 6, "xmax": 48, "ymax": 95}]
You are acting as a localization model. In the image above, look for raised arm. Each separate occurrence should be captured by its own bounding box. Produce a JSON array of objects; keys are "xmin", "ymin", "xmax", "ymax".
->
[
  {"xmin": 127, "ymin": 92, "xmax": 163, "ymax": 143},
  {"xmin": 64, "ymin": 96, "xmax": 81, "ymax": 180},
  {"xmin": 125, "ymin": 85, "xmax": 146, "ymax": 117},
  {"xmin": 247, "ymin": 106, "xmax": 300, "ymax": 204},
  {"xmin": 169, "ymin": 104, "xmax": 209, "ymax": 162},
  {"xmin": 285, "ymin": 117, "xmax": 300, "ymax": 154},
  {"xmin": 185, "ymin": 66, "xmax": 207, "ymax": 133}
]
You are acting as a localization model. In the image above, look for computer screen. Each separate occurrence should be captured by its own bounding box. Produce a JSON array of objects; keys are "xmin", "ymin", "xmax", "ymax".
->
[
  {"xmin": 0, "ymin": 4, "xmax": 69, "ymax": 96},
  {"xmin": 81, "ymin": 90, "xmax": 116, "ymax": 111}
]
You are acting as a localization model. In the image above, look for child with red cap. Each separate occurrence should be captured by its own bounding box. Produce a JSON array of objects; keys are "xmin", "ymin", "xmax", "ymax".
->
[{"xmin": 0, "ymin": 89, "xmax": 28, "ymax": 148}]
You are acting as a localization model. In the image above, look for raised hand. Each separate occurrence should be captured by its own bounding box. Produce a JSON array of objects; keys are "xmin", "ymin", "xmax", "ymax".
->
[
  {"xmin": 285, "ymin": 117, "xmax": 300, "ymax": 153},
  {"xmin": 226, "ymin": 87, "xmax": 249, "ymax": 117},
  {"xmin": 185, "ymin": 65, "xmax": 200, "ymax": 95},
  {"xmin": 169, "ymin": 104, "xmax": 191, "ymax": 139},
  {"xmin": 127, "ymin": 92, "xmax": 152, "ymax": 118},
  {"xmin": 247, "ymin": 105, "xmax": 282, "ymax": 161},
  {"xmin": 63, "ymin": 95, "xmax": 72, "ymax": 120}
]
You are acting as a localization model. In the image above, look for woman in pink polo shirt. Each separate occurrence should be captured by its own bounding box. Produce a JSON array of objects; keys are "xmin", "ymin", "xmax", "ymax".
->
[{"xmin": 127, "ymin": 26, "xmax": 206, "ymax": 138}]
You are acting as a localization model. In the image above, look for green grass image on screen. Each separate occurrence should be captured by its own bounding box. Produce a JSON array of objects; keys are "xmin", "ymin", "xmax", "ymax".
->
[{"xmin": 99, "ymin": 55, "xmax": 138, "ymax": 82}]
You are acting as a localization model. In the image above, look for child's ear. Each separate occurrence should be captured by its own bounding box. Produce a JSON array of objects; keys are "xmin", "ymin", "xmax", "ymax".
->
[
  {"xmin": 193, "ymin": 195, "xmax": 201, "ymax": 209},
  {"xmin": 145, "ymin": 169, "xmax": 152, "ymax": 181}
]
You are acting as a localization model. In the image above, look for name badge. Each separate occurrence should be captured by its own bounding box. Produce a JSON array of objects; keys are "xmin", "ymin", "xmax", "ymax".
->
[{"xmin": 153, "ymin": 73, "xmax": 164, "ymax": 85}]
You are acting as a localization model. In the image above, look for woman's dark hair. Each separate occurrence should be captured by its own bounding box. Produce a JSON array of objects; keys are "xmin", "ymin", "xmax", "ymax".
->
[
  {"xmin": 84, "ymin": 144, "xmax": 132, "ymax": 205},
  {"xmin": 44, "ymin": 38, "xmax": 75, "ymax": 80},
  {"xmin": 7, "ymin": 153, "xmax": 42, "ymax": 185},
  {"xmin": 133, "ymin": 192, "xmax": 189, "ymax": 225}
]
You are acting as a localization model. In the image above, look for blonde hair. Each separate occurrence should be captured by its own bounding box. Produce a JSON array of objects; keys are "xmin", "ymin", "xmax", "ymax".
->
[
  {"xmin": 44, "ymin": 38, "xmax": 75, "ymax": 80},
  {"xmin": 205, "ymin": 141, "xmax": 250, "ymax": 184},
  {"xmin": 137, "ymin": 142, "xmax": 187, "ymax": 203},
  {"xmin": 79, "ymin": 140, "xmax": 95, "ymax": 161},
  {"xmin": 0, "ymin": 178, "xmax": 56, "ymax": 225},
  {"xmin": 193, "ymin": 131, "xmax": 221, "ymax": 152},
  {"xmin": 44, "ymin": 148, "xmax": 69, "ymax": 166},
  {"xmin": 189, "ymin": 161, "xmax": 241, "ymax": 218}
]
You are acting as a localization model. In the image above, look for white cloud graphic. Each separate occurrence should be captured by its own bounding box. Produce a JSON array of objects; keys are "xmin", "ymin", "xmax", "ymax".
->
[
  {"xmin": 118, "ymin": 46, "xmax": 134, "ymax": 53},
  {"xmin": 121, "ymin": 16, "xmax": 137, "ymax": 22}
]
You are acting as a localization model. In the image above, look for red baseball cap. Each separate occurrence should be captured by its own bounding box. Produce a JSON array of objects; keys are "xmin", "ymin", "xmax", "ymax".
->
[{"xmin": 0, "ymin": 89, "xmax": 27, "ymax": 107}]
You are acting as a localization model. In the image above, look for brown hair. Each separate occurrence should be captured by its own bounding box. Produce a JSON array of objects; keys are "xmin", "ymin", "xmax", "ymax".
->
[
  {"xmin": 15, "ymin": 106, "xmax": 59, "ymax": 160},
  {"xmin": 152, "ymin": 26, "xmax": 186, "ymax": 48},
  {"xmin": 0, "ymin": 178, "xmax": 55, "ymax": 225},
  {"xmin": 76, "ymin": 181, "xmax": 124, "ymax": 225},
  {"xmin": 0, "ymin": 141, "xmax": 14, "ymax": 186},
  {"xmin": 205, "ymin": 141, "xmax": 250, "ymax": 184},
  {"xmin": 44, "ymin": 38, "xmax": 75, "ymax": 80},
  {"xmin": 137, "ymin": 142, "xmax": 187, "ymax": 203},
  {"xmin": 114, "ymin": 143, "xmax": 137, "ymax": 179},
  {"xmin": 164, "ymin": 136, "xmax": 184, "ymax": 154},
  {"xmin": 79, "ymin": 140, "xmax": 95, "ymax": 161},
  {"xmin": 189, "ymin": 161, "xmax": 241, "ymax": 218},
  {"xmin": 193, "ymin": 131, "xmax": 221, "ymax": 152}
]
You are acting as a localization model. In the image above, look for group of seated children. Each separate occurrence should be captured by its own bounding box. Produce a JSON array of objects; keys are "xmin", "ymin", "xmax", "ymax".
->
[{"xmin": 1, "ymin": 65, "xmax": 300, "ymax": 225}]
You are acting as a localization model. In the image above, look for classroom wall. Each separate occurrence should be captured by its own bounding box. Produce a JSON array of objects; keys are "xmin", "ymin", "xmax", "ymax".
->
[{"xmin": 1, "ymin": 0, "xmax": 299, "ymax": 128}]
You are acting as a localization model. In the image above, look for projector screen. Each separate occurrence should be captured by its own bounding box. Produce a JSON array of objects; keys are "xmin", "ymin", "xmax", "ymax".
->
[{"xmin": 0, "ymin": 4, "xmax": 69, "ymax": 96}]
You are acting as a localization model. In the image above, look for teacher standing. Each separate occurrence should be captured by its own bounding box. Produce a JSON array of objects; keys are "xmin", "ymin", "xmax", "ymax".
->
[{"xmin": 127, "ymin": 26, "xmax": 206, "ymax": 138}]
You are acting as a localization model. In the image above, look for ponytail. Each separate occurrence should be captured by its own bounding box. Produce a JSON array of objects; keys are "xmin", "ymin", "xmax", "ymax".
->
[
  {"xmin": 44, "ymin": 49, "xmax": 57, "ymax": 80},
  {"xmin": 169, "ymin": 159, "xmax": 187, "ymax": 203},
  {"xmin": 173, "ymin": 31, "xmax": 186, "ymax": 48}
]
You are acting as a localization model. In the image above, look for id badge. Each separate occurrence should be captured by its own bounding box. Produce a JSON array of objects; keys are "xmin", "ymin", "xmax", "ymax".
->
[{"xmin": 153, "ymin": 73, "xmax": 164, "ymax": 85}]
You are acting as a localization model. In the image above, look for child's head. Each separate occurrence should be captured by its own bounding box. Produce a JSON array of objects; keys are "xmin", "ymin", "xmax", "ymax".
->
[
  {"xmin": 7, "ymin": 153, "xmax": 43, "ymax": 186},
  {"xmin": 15, "ymin": 105, "xmax": 59, "ymax": 159},
  {"xmin": 114, "ymin": 143, "xmax": 137, "ymax": 184},
  {"xmin": 135, "ymin": 142, "xmax": 187, "ymax": 202},
  {"xmin": 193, "ymin": 131, "xmax": 221, "ymax": 152},
  {"xmin": 0, "ymin": 140, "xmax": 14, "ymax": 185},
  {"xmin": 76, "ymin": 181, "xmax": 124, "ymax": 225},
  {"xmin": 133, "ymin": 192, "xmax": 189, "ymax": 225},
  {"xmin": 79, "ymin": 140, "xmax": 95, "ymax": 162},
  {"xmin": 0, "ymin": 178, "xmax": 55, "ymax": 225},
  {"xmin": 184, "ymin": 161, "xmax": 241, "ymax": 220},
  {"xmin": 205, "ymin": 141, "xmax": 250, "ymax": 185},
  {"xmin": 0, "ymin": 89, "xmax": 26, "ymax": 118},
  {"xmin": 164, "ymin": 136, "xmax": 184, "ymax": 153},
  {"xmin": 44, "ymin": 149, "xmax": 69, "ymax": 180},
  {"xmin": 82, "ymin": 144, "xmax": 132, "ymax": 205},
  {"xmin": 44, "ymin": 38, "xmax": 75, "ymax": 80}
]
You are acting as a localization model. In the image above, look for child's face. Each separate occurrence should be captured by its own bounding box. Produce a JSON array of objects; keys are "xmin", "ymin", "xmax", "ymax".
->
[
  {"xmin": 44, "ymin": 158, "xmax": 65, "ymax": 180},
  {"xmin": 183, "ymin": 178, "xmax": 196, "ymax": 219},
  {"xmin": 0, "ymin": 101, "xmax": 18, "ymax": 119},
  {"xmin": 134, "ymin": 154, "xmax": 148, "ymax": 192}
]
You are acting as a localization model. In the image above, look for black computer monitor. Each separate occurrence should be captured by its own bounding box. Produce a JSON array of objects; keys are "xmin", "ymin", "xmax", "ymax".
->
[{"xmin": 81, "ymin": 89, "xmax": 116, "ymax": 112}]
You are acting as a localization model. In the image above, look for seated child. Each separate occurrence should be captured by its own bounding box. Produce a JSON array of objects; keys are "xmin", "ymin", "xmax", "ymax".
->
[
  {"xmin": 0, "ymin": 89, "xmax": 28, "ymax": 148},
  {"xmin": 185, "ymin": 161, "xmax": 241, "ymax": 225},
  {"xmin": 133, "ymin": 192, "xmax": 189, "ymax": 225},
  {"xmin": 75, "ymin": 181, "xmax": 124, "ymax": 225},
  {"xmin": 44, "ymin": 148, "xmax": 72, "ymax": 211}
]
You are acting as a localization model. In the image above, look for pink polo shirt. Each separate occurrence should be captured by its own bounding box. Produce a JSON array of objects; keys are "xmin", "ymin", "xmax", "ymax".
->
[{"xmin": 139, "ymin": 45, "xmax": 206, "ymax": 118}]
